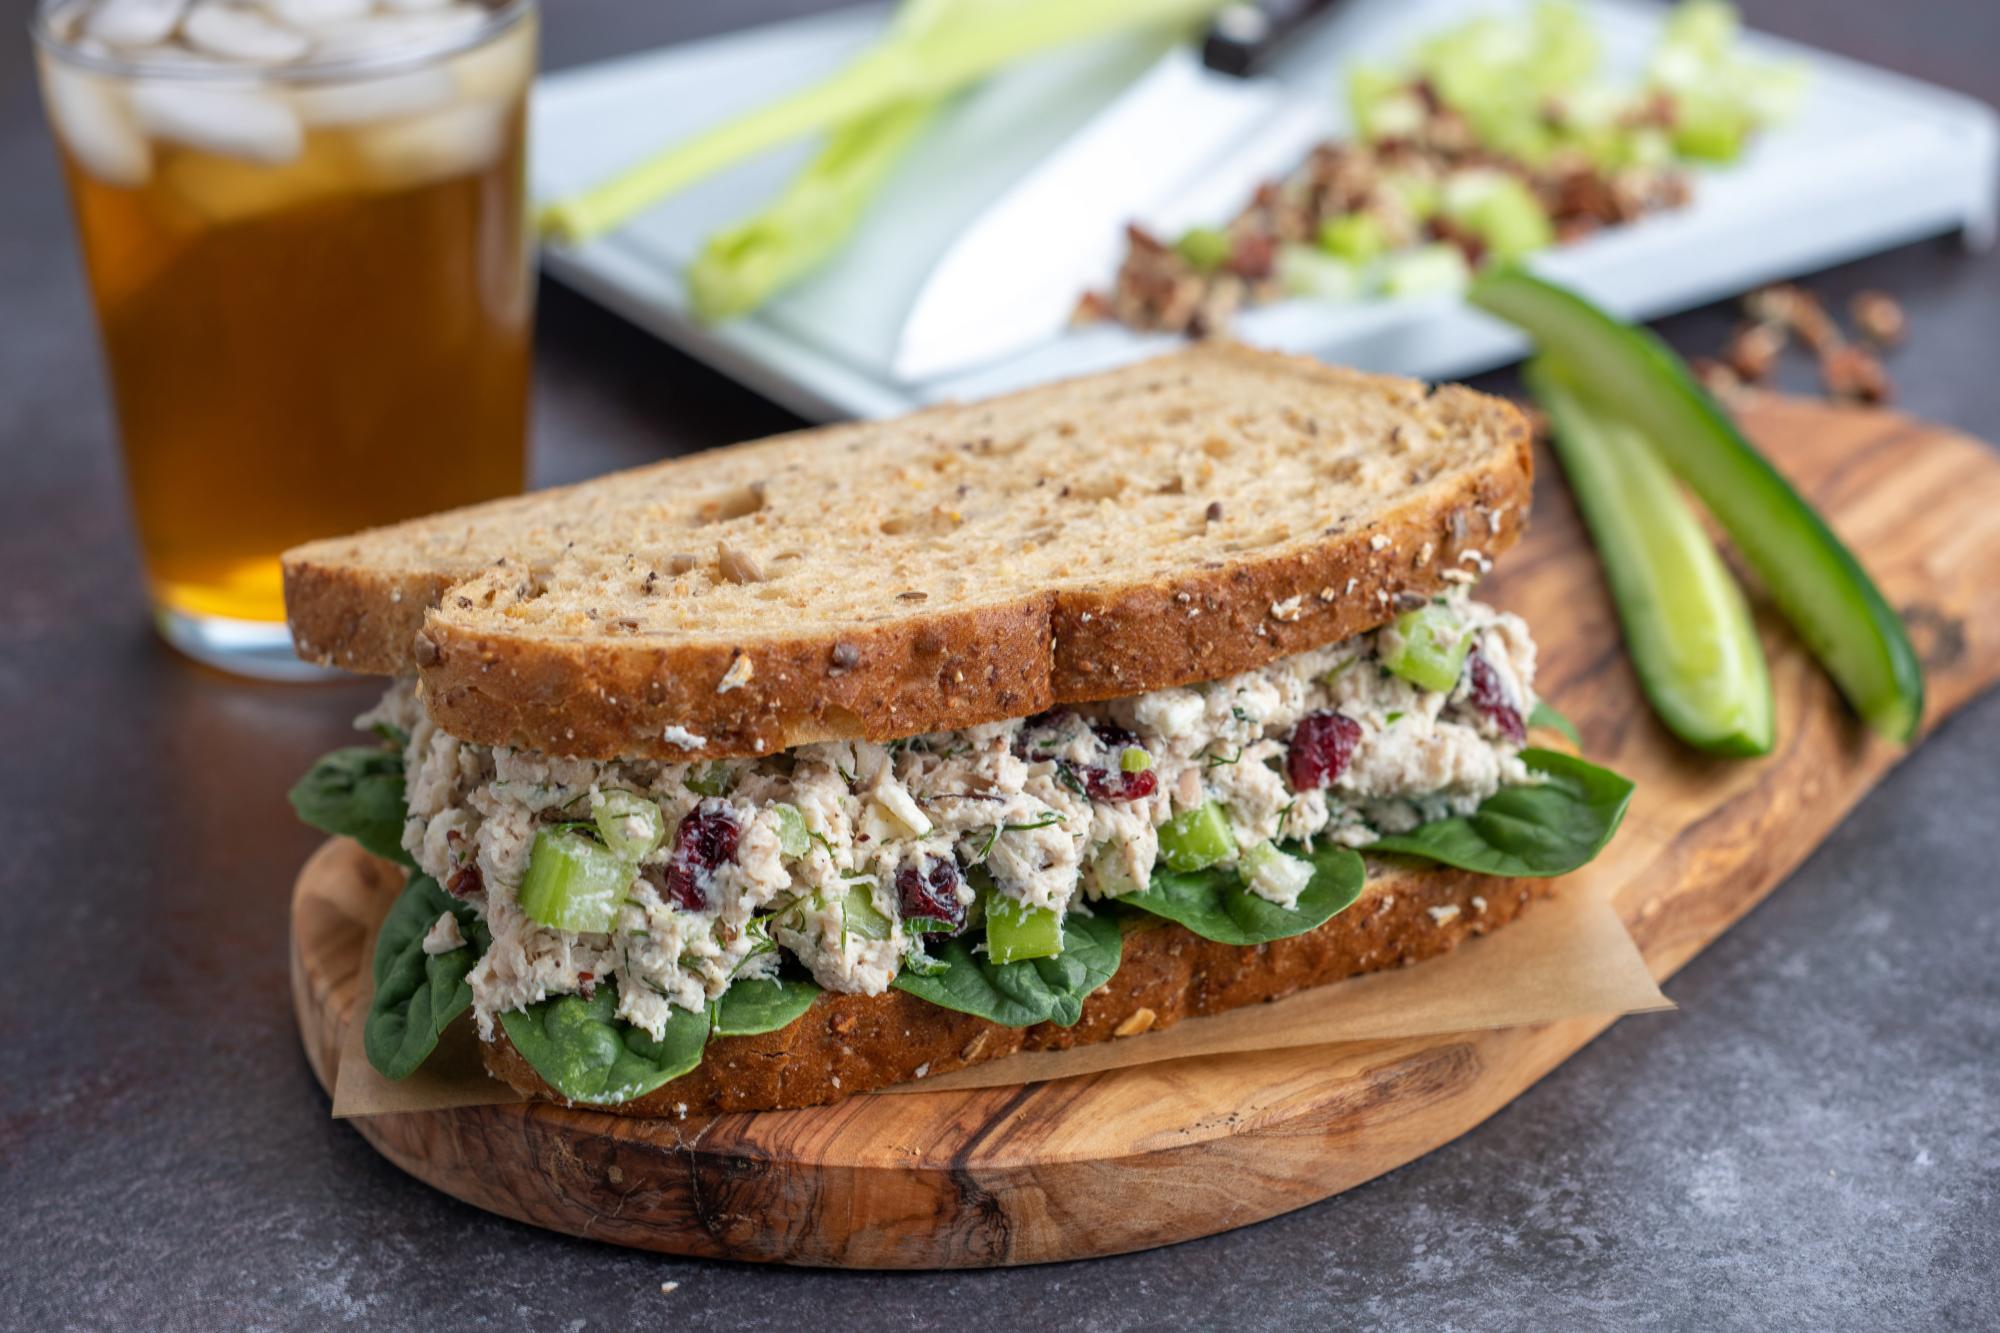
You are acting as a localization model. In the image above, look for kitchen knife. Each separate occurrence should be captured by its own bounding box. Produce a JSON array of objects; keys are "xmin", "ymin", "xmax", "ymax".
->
[{"xmin": 894, "ymin": 0, "xmax": 1338, "ymax": 384}]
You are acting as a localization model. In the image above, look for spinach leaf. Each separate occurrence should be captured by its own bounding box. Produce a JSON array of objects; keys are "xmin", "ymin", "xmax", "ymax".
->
[
  {"xmin": 290, "ymin": 746, "xmax": 415, "ymax": 868},
  {"xmin": 364, "ymin": 875, "xmax": 489, "ymax": 1081},
  {"xmin": 712, "ymin": 976, "xmax": 822, "ymax": 1037},
  {"xmin": 1529, "ymin": 700, "xmax": 1583, "ymax": 747},
  {"xmin": 1121, "ymin": 843, "xmax": 1366, "ymax": 946},
  {"xmin": 892, "ymin": 910, "xmax": 1122, "ymax": 1028},
  {"xmin": 499, "ymin": 983, "xmax": 710, "ymax": 1105},
  {"xmin": 1367, "ymin": 748, "xmax": 1633, "ymax": 877}
]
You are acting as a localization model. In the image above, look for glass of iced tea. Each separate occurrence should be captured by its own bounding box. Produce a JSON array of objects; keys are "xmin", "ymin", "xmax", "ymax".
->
[{"xmin": 33, "ymin": 0, "xmax": 536, "ymax": 678}]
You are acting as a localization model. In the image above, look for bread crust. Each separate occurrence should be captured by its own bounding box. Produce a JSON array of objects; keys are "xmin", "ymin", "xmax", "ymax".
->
[
  {"xmin": 480, "ymin": 859, "xmax": 1552, "ymax": 1116},
  {"xmin": 286, "ymin": 349, "xmax": 1533, "ymax": 760}
]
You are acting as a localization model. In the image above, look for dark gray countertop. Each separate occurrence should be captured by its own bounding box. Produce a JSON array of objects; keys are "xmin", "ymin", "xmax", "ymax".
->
[{"xmin": 2, "ymin": 2, "xmax": 1996, "ymax": 1329}]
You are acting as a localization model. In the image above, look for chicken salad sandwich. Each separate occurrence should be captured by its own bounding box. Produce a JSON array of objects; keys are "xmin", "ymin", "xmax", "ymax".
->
[{"xmin": 285, "ymin": 344, "xmax": 1631, "ymax": 1114}]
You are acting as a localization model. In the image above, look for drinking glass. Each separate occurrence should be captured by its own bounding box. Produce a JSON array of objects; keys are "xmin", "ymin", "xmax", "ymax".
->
[{"xmin": 33, "ymin": 0, "xmax": 537, "ymax": 678}]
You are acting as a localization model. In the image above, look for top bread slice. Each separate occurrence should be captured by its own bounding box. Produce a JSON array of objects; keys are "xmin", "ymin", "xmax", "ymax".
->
[{"xmin": 284, "ymin": 343, "xmax": 1532, "ymax": 760}]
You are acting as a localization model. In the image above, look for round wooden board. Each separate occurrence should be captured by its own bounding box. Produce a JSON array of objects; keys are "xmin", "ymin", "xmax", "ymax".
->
[
  {"xmin": 289, "ymin": 399, "xmax": 2000, "ymax": 1268},
  {"xmin": 292, "ymin": 838, "xmax": 1610, "ymax": 1268}
]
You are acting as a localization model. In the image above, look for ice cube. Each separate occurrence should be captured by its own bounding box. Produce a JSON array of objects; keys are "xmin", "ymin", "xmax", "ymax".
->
[
  {"xmin": 260, "ymin": 0, "xmax": 372, "ymax": 28},
  {"xmin": 130, "ymin": 81, "xmax": 304, "ymax": 163},
  {"xmin": 181, "ymin": 2, "xmax": 310, "ymax": 63},
  {"xmin": 448, "ymin": 13, "xmax": 532, "ymax": 102},
  {"xmin": 356, "ymin": 98, "xmax": 504, "ymax": 187},
  {"xmin": 38, "ymin": 55, "xmax": 153, "ymax": 186},
  {"xmin": 310, "ymin": 6, "xmax": 486, "ymax": 60},
  {"xmin": 292, "ymin": 66, "xmax": 454, "ymax": 126},
  {"xmin": 260, "ymin": 0, "xmax": 374, "ymax": 29},
  {"xmin": 85, "ymin": 0, "xmax": 190, "ymax": 48}
]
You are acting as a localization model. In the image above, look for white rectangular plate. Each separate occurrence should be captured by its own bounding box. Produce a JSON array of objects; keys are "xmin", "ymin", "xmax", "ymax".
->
[{"xmin": 531, "ymin": 0, "xmax": 1997, "ymax": 423}]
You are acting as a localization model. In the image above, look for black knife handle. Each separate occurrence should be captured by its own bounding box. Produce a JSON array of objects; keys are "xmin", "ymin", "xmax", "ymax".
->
[{"xmin": 1201, "ymin": 0, "xmax": 1339, "ymax": 78}]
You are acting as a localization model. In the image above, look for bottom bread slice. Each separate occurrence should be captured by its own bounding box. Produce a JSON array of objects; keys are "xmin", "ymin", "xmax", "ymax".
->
[{"xmin": 481, "ymin": 859, "xmax": 1555, "ymax": 1116}]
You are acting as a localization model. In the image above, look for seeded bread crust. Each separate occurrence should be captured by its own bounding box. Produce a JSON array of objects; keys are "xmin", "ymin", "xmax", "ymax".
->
[
  {"xmin": 284, "ymin": 345, "xmax": 1532, "ymax": 760},
  {"xmin": 479, "ymin": 859, "xmax": 1552, "ymax": 1115}
]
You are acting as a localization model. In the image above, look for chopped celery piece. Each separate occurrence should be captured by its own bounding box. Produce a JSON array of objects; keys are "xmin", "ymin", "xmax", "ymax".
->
[
  {"xmin": 1349, "ymin": 64, "xmax": 1424, "ymax": 141},
  {"xmin": 843, "ymin": 881, "xmax": 894, "ymax": 941},
  {"xmin": 1382, "ymin": 602, "xmax": 1472, "ymax": 693},
  {"xmin": 1119, "ymin": 746, "xmax": 1152, "ymax": 774},
  {"xmin": 985, "ymin": 895, "xmax": 1063, "ymax": 964},
  {"xmin": 593, "ymin": 791, "xmax": 665, "ymax": 860},
  {"xmin": 1176, "ymin": 226, "xmax": 1230, "ymax": 272},
  {"xmin": 1442, "ymin": 171, "xmax": 1553, "ymax": 262},
  {"xmin": 772, "ymin": 803, "xmax": 811, "ymax": 858},
  {"xmin": 1669, "ymin": 98, "xmax": 1749, "ymax": 162},
  {"xmin": 1277, "ymin": 245, "xmax": 1362, "ymax": 302},
  {"xmin": 1412, "ymin": 1, "xmax": 1598, "ymax": 164},
  {"xmin": 1318, "ymin": 213, "xmax": 1387, "ymax": 265},
  {"xmin": 1158, "ymin": 801, "xmax": 1236, "ymax": 874},
  {"xmin": 1472, "ymin": 268, "xmax": 1921, "ymax": 742},
  {"xmin": 1381, "ymin": 244, "xmax": 1471, "ymax": 298},
  {"xmin": 1240, "ymin": 841, "xmax": 1314, "ymax": 905},
  {"xmin": 518, "ymin": 830, "xmax": 633, "ymax": 935},
  {"xmin": 1529, "ymin": 362, "xmax": 1773, "ymax": 755}
]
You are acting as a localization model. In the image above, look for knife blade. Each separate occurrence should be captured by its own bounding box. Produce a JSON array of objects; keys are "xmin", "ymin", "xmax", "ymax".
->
[{"xmin": 894, "ymin": 1, "xmax": 1338, "ymax": 384}]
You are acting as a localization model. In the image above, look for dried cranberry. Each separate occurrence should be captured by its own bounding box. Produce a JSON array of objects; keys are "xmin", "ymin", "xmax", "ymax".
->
[
  {"xmin": 1286, "ymin": 711, "xmax": 1362, "ymax": 791},
  {"xmin": 445, "ymin": 861, "xmax": 484, "ymax": 899},
  {"xmin": 895, "ymin": 858, "xmax": 966, "ymax": 931},
  {"xmin": 659, "ymin": 798, "xmax": 739, "ymax": 911},
  {"xmin": 1466, "ymin": 652, "xmax": 1526, "ymax": 743},
  {"xmin": 1082, "ymin": 766, "xmax": 1159, "ymax": 803}
]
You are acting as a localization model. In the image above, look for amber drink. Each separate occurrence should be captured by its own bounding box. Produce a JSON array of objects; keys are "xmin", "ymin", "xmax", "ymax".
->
[{"xmin": 34, "ymin": 0, "xmax": 536, "ymax": 677}]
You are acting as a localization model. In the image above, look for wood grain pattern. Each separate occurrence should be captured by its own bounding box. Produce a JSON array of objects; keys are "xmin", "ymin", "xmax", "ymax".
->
[{"xmin": 289, "ymin": 396, "xmax": 2000, "ymax": 1268}]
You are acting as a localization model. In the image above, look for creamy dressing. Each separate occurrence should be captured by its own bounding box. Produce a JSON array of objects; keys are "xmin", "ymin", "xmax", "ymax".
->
[{"xmin": 361, "ymin": 591, "xmax": 1539, "ymax": 1041}]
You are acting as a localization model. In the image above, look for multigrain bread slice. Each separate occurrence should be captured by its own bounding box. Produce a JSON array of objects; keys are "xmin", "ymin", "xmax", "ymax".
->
[
  {"xmin": 285, "ymin": 344, "xmax": 1532, "ymax": 761},
  {"xmin": 479, "ymin": 854, "xmax": 1550, "ymax": 1115}
]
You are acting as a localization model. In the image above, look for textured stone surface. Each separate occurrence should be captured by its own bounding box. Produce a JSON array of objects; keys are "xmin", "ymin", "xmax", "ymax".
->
[{"xmin": 2, "ymin": 1, "xmax": 1996, "ymax": 1328}]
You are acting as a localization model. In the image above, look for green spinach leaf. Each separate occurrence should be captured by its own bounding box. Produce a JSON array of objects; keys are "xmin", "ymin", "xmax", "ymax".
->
[
  {"xmin": 365, "ymin": 875, "xmax": 489, "ymax": 1080},
  {"xmin": 290, "ymin": 746, "xmax": 415, "ymax": 868},
  {"xmin": 712, "ymin": 975, "xmax": 822, "ymax": 1037},
  {"xmin": 1122, "ymin": 843, "xmax": 1366, "ymax": 946},
  {"xmin": 892, "ymin": 910, "xmax": 1122, "ymax": 1028},
  {"xmin": 1367, "ymin": 748, "xmax": 1633, "ymax": 877},
  {"xmin": 499, "ymin": 983, "xmax": 710, "ymax": 1105},
  {"xmin": 1529, "ymin": 700, "xmax": 1583, "ymax": 746}
]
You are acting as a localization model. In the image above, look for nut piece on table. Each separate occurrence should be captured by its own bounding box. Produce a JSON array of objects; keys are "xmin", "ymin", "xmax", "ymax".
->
[
  {"xmin": 1850, "ymin": 290, "xmax": 1906, "ymax": 347},
  {"xmin": 1723, "ymin": 320, "xmax": 1786, "ymax": 382}
]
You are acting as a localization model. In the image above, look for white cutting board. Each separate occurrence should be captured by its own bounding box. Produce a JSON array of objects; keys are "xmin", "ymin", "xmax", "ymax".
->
[{"xmin": 531, "ymin": 0, "xmax": 1997, "ymax": 422}]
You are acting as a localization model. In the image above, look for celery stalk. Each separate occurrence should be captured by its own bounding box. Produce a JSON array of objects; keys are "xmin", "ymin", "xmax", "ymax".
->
[
  {"xmin": 542, "ymin": 0, "xmax": 1227, "ymax": 244},
  {"xmin": 1472, "ymin": 268, "xmax": 1922, "ymax": 742},
  {"xmin": 1527, "ymin": 361, "xmax": 1773, "ymax": 755},
  {"xmin": 687, "ymin": 96, "xmax": 943, "ymax": 321}
]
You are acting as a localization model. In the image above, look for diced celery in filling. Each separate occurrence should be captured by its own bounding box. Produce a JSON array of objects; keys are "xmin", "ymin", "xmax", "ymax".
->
[
  {"xmin": 986, "ymin": 895, "xmax": 1062, "ymax": 964},
  {"xmin": 371, "ymin": 587, "xmax": 1540, "ymax": 1041}
]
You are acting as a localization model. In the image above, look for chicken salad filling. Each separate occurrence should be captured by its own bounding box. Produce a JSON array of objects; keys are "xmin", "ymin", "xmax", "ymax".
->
[{"xmin": 354, "ymin": 588, "xmax": 1545, "ymax": 1046}]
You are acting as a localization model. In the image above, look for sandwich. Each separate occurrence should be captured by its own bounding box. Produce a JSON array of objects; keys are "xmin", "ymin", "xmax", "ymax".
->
[{"xmin": 284, "ymin": 344, "xmax": 1631, "ymax": 1115}]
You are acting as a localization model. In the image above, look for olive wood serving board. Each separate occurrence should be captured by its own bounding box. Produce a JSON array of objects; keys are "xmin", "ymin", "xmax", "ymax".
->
[{"xmin": 290, "ymin": 395, "xmax": 2000, "ymax": 1268}]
